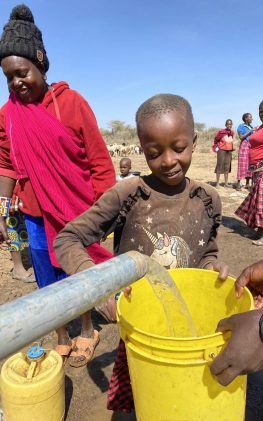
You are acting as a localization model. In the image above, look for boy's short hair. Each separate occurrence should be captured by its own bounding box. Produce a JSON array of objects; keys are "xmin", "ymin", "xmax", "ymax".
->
[
  {"xmin": 136, "ymin": 94, "xmax": 194, "ymax": 131},
  {"xmin": 120, "ymin": 157, "xmax": 131, "ymax": 165}
]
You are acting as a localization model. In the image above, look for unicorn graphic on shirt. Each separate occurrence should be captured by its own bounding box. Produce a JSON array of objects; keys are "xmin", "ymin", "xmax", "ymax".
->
[{"xmin": 142, "ymin": 227, "xmax": 191, "ymax": 269}]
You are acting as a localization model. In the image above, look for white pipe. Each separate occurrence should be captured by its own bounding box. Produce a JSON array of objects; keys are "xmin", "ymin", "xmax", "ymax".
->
[{"xmin": 0, "ymin": 251, "xmax": 149, "ymax": 359}]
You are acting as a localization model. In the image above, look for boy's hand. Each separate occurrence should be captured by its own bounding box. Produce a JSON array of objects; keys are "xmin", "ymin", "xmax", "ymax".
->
[
  {"xmin": 205, "ymin": 261, "xmax": 229, "ymax": 281},
  {"xmin": 123, "ymin": 286, "xmax": 132, "ymax": 298}
]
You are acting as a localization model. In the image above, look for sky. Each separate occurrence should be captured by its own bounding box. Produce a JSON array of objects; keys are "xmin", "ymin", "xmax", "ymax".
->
[{"xmin": 0, "ymin": 0, "xmax": 262, "ymax": 129}]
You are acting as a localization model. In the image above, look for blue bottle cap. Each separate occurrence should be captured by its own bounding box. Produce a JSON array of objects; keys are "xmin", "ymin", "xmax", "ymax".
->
[{"xmin": 27, "ymin": 345, "xmax": 45, "ymax": 360}]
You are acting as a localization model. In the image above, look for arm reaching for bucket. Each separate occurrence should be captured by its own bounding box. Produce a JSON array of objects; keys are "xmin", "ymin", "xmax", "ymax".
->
[
  {"xmin": 210, "ymin": 309, "xmax": 263, "ymax": 386},
  {"xmin": 235, "ymin": 260, "xmax": 263, "ymax": 308}
]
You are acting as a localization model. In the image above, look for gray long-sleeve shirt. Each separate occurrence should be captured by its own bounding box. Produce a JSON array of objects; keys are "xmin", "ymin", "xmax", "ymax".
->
[{"xmin": 54, "ymin": 176, "xmax": 222, "ymax": 275}]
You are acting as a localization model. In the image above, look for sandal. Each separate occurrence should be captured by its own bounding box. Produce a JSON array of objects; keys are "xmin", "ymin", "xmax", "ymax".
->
[
  {"xmin": 12, "ymin": 270, "xmax": 36, "ymax": 283},
  {"xmin": 55, "ymin": 339, "xmax": 75, "ymax": 364},
  {"xmin": 252, "ymin": 239, "xmax": 263, "ymax": 246},
  {"xmin": 69, "ymin": 331, "xmax": 100, "ymax": 367}
]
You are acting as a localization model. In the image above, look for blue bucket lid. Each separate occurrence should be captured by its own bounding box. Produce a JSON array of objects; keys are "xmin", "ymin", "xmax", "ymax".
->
[{"xmin": 27, "ymin": 344, "xmax": 45, "ymax": 360}]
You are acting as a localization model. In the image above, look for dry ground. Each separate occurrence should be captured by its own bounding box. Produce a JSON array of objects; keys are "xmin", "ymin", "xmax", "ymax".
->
[{"xmin": 0, "ymin": 149, "xmax": 262, "ymax": 420}]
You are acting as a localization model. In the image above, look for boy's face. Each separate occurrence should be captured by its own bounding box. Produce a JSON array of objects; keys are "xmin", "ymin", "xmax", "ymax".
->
[
  {"xmin": 138, "ymin": 110, "xmax": 196, "ymax": 187},
  {"xmin": 120, "ymin": 159, "xmax": 131, "ymax": 177}
]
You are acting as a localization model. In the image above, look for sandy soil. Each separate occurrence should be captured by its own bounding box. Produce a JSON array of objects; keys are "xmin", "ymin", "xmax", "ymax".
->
[{"xmin": 0, "ymin": 150, "xmax": 262, "ymax": 420}]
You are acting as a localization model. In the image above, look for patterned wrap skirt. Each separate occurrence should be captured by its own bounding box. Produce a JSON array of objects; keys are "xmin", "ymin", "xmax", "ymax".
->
[
  {"xmin": 235, "ymin": 171, "xmax": 263, "ymax": 228},
  {"xmin": 237, "ymin": 141, "xmax": 252, "ymax": 180},
  {"xmin": 6, "ymin": 211, "xmax": 29, "ymax": 252},
  {"xmin": 107, "ymin": 339, "xmax": 134, "ymax": 413}
]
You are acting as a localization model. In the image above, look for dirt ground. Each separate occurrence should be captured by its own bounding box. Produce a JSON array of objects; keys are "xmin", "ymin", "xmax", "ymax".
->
[{"xmin": 0, "ymin": 149, "xmax": 262, "ymax": 420}]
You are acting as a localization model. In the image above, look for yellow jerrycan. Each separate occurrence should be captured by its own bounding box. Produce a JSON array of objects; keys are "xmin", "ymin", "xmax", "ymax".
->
[
  {"xmin": 117, "ymin": 268, "xmax": 253, "ymax": 421},
  {"xmin": 0, "ymin": 344, "xmax": 65, "ymax": 421}
]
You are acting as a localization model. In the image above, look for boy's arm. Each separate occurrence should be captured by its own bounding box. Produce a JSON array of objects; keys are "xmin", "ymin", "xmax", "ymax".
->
[
  {"xmin": 199, "ymin": 191, "xmax": 222, "ymax": 269},
  {"xmin": 54, "ymin": 188, "xmax": 121, "ymax": 275}
]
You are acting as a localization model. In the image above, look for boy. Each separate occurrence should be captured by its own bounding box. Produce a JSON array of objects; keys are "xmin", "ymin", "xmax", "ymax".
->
[
  {"xmin": 54, "ymin": 93, "xmax": 227, "ymax": 413},
  {"xmin": 116, "ymin": 157, "xmax": 134, "ymax": 182}
]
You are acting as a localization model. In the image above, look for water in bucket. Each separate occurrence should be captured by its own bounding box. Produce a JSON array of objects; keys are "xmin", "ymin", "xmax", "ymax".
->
[{"xmin": 146, "ymin": 259, "xmax": 198, "ymax": 337}]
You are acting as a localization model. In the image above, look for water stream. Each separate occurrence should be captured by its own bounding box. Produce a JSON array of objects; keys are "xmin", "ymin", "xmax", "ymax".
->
[{"xmin": 145, "ymin": 260, "xmax": 198, "ymax": 337}]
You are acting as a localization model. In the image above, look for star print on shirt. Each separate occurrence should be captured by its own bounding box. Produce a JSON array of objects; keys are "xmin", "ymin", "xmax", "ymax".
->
[
  {"xmin": 147, "ymin": 204, "xmax": 152, "ymax": 209},
  {"xmin": 138, "ymin": 245, "xmax": 144, "ymax": 252},
  {"xmin": 199, "ymin": 239, "xmax": 205, "ymax": 246},
  {"xmin": 179, "ymin": 215, "xmax": 184, "ymax": 222},
  {"xmin": 200, "ymin": 229, "xmax": 204, "ymax": 234},
  {"xmin": 146, "ymin": 216, "xmax": 153, "ymax": 224},
  {"xmin": 130, "ymin": 238, "xmax": 135, "ymax": 243}
]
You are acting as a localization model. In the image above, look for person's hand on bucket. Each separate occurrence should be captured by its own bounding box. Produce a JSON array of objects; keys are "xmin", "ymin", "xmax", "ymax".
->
[
  {"xmin": 235, "ymin": 260, "xmax": 263, "ymax": 309},
  {"xmin": 123, "ymin": 286, "xmax": 132, "ymax": 298},
  {"xmin": 211, "ymin": 260, "xmax": 263, "ymax": 385},
  {"xmin": 210, "ymin": 309, "xmax": 263, "ymax": 386}
]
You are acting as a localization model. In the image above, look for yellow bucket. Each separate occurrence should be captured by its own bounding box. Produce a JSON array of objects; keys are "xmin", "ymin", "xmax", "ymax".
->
[
  {"xmin": 117, "ymin": 268, "xmax": 253, "ymax": 421},
  {"xmin": 0, "ymin": 349, "xmax": 64, "ymax": 421}
]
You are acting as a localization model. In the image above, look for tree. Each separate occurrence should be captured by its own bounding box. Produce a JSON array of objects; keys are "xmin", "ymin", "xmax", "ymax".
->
[
  {"xmin": 194, "ymin": 122, "xmax": 206, "ymax": 132},
  {"xmin": 107, "ymin": 120, "xmax": 127, "ymax": 135}
]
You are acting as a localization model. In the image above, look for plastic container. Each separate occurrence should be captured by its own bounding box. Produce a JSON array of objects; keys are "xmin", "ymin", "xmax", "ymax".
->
[
  {"xmin": 0, "ymin": 345, "xmax": 64, "ymax": 421},
  {"xmin": 117, "ymin": 268, "xmax": 253, "ymax": 421}
]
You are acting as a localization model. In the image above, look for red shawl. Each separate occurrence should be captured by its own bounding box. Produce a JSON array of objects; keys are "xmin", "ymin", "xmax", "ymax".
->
[
  {"xmin": 6, "ymin": 92, "xmax": 112, "ymax": 267},
  {"xmin": 213, "ymin": 128, "xmax": 234, "ymax": 152}
]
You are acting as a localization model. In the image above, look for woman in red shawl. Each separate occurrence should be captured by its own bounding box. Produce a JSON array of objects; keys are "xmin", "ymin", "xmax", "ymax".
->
[
  {"xmin": 235, "ymin": 101, "xmax": 263, "ymax": 246},
  {"xmin": 213, "ymin": 119, "xmax": 234, "ymax": 188},
  {"xmin": 0, "ymin": 5, "xmax": 115, "ymax": 366}
]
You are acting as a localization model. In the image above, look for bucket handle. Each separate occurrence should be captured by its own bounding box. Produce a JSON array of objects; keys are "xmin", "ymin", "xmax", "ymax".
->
[{"xmin": 125, "ymin": 340, "xmax": 220, "ymax": 365}]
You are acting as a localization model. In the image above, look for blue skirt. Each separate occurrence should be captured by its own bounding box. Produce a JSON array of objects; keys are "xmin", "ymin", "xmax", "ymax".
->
[{"xmin": 24, "ymin": 215, "xmax": 67, "ymax": 289}]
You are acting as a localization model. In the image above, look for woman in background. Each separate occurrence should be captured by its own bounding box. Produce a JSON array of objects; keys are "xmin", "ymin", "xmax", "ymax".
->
[
  {"xmin": 0, "ymin": 5, "xmax": 115, "ymax": 366},
  {"xmin": 213, "ymin": 119, "xmax": 234, "ymax": 188},
  {"xmin": 236, "ymin": 113, "xmax": 254, "ymax": 190}
]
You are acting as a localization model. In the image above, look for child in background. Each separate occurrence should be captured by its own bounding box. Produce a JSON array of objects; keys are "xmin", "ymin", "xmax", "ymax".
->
[
  {"xmin": 116, "ymin": 157, "xmax": 135, "ymax": 182},
  {"xmin": 54, "ymin": 93, "xmax": 228, "ymax": 414}
]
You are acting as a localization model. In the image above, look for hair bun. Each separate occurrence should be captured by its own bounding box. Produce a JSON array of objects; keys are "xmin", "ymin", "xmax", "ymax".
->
[{"xmin": 10, "ymin": 4, "xmax": 35, "ymax": 23}]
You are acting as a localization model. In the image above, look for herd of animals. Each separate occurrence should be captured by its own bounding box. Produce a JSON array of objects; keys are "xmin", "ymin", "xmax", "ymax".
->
[{"xmin": 106, "ymin": 143, "xmax": 143, "ymax": 157}]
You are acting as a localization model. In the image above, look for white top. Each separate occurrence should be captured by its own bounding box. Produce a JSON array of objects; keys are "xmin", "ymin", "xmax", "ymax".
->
[{"xmin": 116, "ymin": 174, "xmax": 136, "ymax": 182}]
